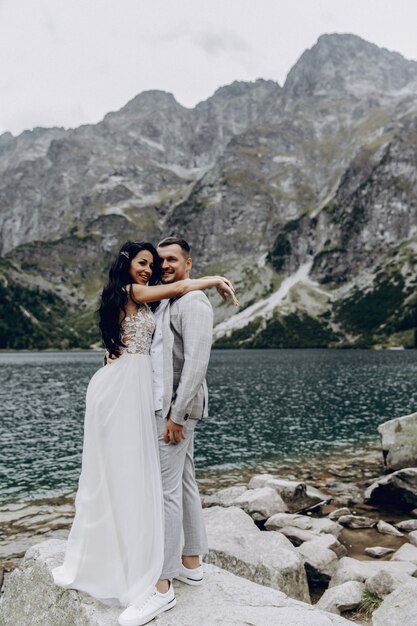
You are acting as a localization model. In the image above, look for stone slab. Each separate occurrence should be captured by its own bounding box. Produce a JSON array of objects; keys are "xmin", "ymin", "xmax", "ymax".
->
[
  {"xmin": 265, "ymin": 513, "xmax": 342, "ymax": 537},
  {"xmin": 203, "ymin": 506, "xmax": 310, "ymax": 602},
  {"xmin": 329, "ymin": 556, "xmax": 417, "ymax": 587},
  {"xmin": 372, "ymin": 583, "xmax": 417, "ymax": 626},
  {"xmin": 0, "ymin": 540, "xmax": 356, "ymax": 626},
  {"xmin": 317, "ymin": 581, "xmax": 364, "ymax": 615}
]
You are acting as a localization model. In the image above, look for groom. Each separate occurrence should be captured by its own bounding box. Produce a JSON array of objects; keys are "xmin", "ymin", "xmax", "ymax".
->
[{"xmin": 120, "ymin": 236, "xmax": 214, "ymax": 625}]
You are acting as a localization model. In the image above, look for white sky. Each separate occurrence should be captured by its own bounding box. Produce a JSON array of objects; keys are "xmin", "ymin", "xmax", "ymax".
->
[{"xmin": 1, "ymin": 0, "xmax": 417, "ymax": 136}]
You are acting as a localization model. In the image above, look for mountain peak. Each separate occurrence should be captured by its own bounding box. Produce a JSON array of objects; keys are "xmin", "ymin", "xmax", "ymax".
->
[
  {"xmin": 284, "ymin": 32, "xmax": 417, "ymax": 98},
  {"xmin": 207, "ymin": 79, "xmax": 279, "ymax": 102},
  {"xmin": 104, "ymin": 90, "xmax": 186, "ymax": 124}
]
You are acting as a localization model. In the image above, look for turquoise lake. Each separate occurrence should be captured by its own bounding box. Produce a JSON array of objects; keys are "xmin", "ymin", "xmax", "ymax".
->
[{"xmin": 2, "ymin": 349, "xmax": 417, "ymax": 503}]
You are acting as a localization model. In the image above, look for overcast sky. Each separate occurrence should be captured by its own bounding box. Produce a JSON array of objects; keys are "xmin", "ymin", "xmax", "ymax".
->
[{"xmin": 1, "ymin": 0, "xmax": 417, "ymax": 136}]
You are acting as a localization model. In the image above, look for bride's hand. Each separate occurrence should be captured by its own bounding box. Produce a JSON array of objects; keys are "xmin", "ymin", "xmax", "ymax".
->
[
  {"xmin": 216, "ymin": 279, "xmax": 239, "ymax": 306},
  {"xmin": 195, "ymin": 275, "xmax": 238, "ymax": 305},
  {"xmin": 201, "ymin": 275, "xmax": 236, "ymax": 292}
]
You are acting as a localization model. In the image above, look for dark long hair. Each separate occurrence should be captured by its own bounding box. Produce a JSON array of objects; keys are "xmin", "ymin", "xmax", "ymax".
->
[{"xmin": 99, "ymin": 241, "xmax": 161, "ymax": 357}]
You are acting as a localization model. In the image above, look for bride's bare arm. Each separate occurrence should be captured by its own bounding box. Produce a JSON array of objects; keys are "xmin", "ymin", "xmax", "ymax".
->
[{"xmin": 130, "ymin": 277, "xmax": 238, "ymax": 305}]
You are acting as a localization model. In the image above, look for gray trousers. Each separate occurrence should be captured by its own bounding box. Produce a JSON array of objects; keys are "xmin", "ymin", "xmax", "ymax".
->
[{"xmin": 155, "ymin": 411, "xmax": 208, "ymax": 580}]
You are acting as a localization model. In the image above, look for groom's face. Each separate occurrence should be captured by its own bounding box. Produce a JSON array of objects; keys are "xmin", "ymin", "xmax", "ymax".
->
[{"xmin": 157, "ymin": 244, "xmax": 192, "ymax": 283}]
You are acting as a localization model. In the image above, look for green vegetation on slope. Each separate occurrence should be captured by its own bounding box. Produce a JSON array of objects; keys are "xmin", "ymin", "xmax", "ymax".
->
[
  {"xmin": 0, "ymin": 280, "xmax": 100, "ymax": 350},
  {"xmin": 214, "ymin": 312, "xmax": 339, "ymax": 349},
  {"xmin": 335, "ymin": 273, "xmax": 407, "ymax": 335}
]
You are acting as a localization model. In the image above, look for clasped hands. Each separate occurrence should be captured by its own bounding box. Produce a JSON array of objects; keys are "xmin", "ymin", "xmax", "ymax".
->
[{"xmin": 164, "ymin": 417, "xmax": 185, "ymax": 445}]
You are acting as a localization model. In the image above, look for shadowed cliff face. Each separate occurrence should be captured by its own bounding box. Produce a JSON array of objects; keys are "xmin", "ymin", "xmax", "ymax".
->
[{"xmin": 1, "ymin": 33, "xmax": 417, "ymax": 349}]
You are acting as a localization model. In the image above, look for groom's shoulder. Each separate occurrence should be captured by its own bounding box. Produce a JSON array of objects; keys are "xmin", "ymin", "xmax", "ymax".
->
[{"xmin": 177, "ymin": 290, "xmax": 212, "ymax": 308}]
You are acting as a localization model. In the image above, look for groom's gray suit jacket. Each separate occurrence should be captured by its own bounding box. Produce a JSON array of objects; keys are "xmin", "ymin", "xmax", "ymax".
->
[{"xmin": 162, "ymin": 291, "xmax": 213, "ymax": 426}]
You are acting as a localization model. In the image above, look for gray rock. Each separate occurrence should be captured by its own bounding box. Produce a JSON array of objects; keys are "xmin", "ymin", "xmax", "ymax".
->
[
  {"xmin": 0, "ymin": 539, "xmax": 360, "ymax": 626},
  {"xmin": 277, "ymin": 526, "xmax": 322, "ymax": 546},
  {"xmin": 377, "ymin": 520, "xmax": 404, "ymax": 536},
  {"xmin": 365, "ymin": 569, "xmax": 417, "ymax": 597},
  {"xmin": 201, "ymin": 485, "xmax": 247, "ymax": 508},
  {"xmin": 304, "ymin": 533, "xmax": 347, "ymax": 558},
  {"xmin": 247, "ymin": 474, "xmax": 329, "ymax": 512},
  {"xmin": 248, "ymin": 474, "xmax": 306, "ymax": 497},
  {"xmin": 378, "ymin": 412, "xmax": 417, "ymax": 470},
  {"xmin": 337, "ymin": 514, "xmax": 376, "ymax": 529},
  {"xmin": 305, "ymin": 485, "xmax": 332, "ymax": 503},
  {"xmin": 408, "ymin": 530, "xmax": 417, "ymax": 546},
  {"xmin": 265, "ymin": 513, "xmax": 342, "ymax": 537},
  {"xmin": 328, "ymin": 508, "xmax": 351, "ymax": 520},
  {"xmin": 365, "ymin": 468, "xmax": 417, "ymax": 512},
  {"xmin": 313, "ymin": 533, "xmax": 348, "ymax": 559},
  {"xmin": 203, "ymin": 506, "xmax": 310, "ymax": 602},
  {"xmin": 395, "ymin": 519, "xmax": 417, "ymax": 531},
  {"xmin": 323, "ymin": 482, "xmax": 362, "ymax": 507},
  {"xmin": 317, "ymin": 581, "xmax": 365, "ymax": 615},
  {"xmin": 233, "ymin": 487, "xmax": 288, "ymax": 520},
  {"xmin": 297, "ymin": 540, "xmax": 338, "ymax": 586},
  {"xmin": 364, "ymin": 547, "xmax": 395, "ymax": 558},
  {"xmin": 391, "ymin": 542, "xmax": 417, "ymax": 564},
  {"xmin": 372, "ymin": 583, "xmax": 417, "ymax": 626},
  {"xmin": 277, "ymin": 526, "xmax": 348, "ymax": 557},
  {"xmin": 329, "ymin": 556, "xmax": 417, "ymax": 587}
]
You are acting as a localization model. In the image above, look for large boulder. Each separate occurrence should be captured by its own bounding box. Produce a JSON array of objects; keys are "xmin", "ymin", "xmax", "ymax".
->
[
  {"xmin": 364, "ymin": 468, "xmax": 417, "ymax": 512},
  {"xmin": 265, "ymin": 513, "xmax": 342, "ymax": 537},
  {"xmin": 372, "ymin": 583, "xmax": 417, "ymax": 626},
  {"xmin": 203, "ymin": 506, "xmax": 310, "ymax": 602},
  {"xmin": 378, "ymin": 412, "xmax": 417, "ymax": 470},
  {"xmin": 329, "ymin": 556, "xmax": 417, "ymax": 587},
  {"xmin": 317, "ymin": 581, "xmax": 365, "ymax": 615},
  {"xmin": 0, "ymin": 540, "xmax": 357, "ymax": 626},
  {"xmin": 233, "ymin": 487, "xmax": 288, "ymax": 520}
]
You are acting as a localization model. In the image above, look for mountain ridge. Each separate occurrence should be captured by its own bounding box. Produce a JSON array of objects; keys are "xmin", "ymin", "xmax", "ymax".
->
[{"xmin": 1, "ymin": 32, "xmax": 417, "ymax": 350}]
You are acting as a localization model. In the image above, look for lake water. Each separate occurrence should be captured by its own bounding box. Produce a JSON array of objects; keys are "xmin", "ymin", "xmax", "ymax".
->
[{"xmin": 2, "ymin": 349, "xmax": 417, "ymax": 504}]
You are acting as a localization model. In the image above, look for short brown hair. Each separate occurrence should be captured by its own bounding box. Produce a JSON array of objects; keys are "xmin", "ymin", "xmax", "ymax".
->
[{"xmin": 157, "ymin": 236, "xmax": 191, "ymax": 258}]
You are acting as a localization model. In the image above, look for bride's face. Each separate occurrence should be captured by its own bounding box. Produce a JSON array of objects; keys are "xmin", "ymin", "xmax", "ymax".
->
[{"xmin": 129, "ymin": 250, "xmax": 154, "ymax": 285}]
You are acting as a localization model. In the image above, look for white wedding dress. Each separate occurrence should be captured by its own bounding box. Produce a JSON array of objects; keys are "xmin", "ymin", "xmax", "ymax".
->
[{"xmin": 53, "ymin": 304, "xmax": 164, "ymax": 607}]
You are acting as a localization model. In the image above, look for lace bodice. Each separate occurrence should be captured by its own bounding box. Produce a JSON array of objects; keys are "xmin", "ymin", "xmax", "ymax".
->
[{"xmin": 120, "ymin": 304, "xmax": 155, "ymax": 355}]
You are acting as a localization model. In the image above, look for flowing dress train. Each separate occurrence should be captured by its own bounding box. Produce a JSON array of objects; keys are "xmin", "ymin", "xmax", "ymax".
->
[{"xmin": 53, "ymin": 304, "xmax": 164, "ymax": 607}]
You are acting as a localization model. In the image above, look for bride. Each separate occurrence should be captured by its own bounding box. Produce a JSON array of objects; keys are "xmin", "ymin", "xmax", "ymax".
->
[{"xmin": 52, "ymin": 240, "xmax": 237, "ymax": 615}]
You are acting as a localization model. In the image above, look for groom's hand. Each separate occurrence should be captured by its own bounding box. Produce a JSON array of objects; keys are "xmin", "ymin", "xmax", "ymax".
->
[{"xmin": 164, "ymin": 418, "xmax": 185, "ymax": 445}]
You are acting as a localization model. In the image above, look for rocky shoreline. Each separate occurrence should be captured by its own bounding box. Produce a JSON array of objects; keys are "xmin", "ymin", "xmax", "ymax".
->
[
  {"xmin": 0, "ymin": 440, "xmax": 385, "ymax": 574},
  {"xmin": 3, "ymin": 413, "xmax": 417, "ymax": 624}
]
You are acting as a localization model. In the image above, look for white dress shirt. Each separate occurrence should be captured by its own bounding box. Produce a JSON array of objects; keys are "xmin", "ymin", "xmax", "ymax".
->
[{"xmin": 150, "ymin": 298, "xmax": 168, "ymax": 412}]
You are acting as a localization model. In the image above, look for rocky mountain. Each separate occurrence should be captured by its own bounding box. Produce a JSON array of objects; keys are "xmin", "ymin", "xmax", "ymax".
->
[{"xmin": 1, "ymin": 33, "xmax": 417, "ymax": 350}]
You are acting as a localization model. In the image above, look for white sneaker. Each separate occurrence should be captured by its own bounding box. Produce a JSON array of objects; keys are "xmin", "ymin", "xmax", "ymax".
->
[
  {"xmin": 118, "ymin": 584, "xmax": 176, "ymax": 626},
  {"xmin": 175, "ymin": 563, "xmax": 204, "ymax": 586}
]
